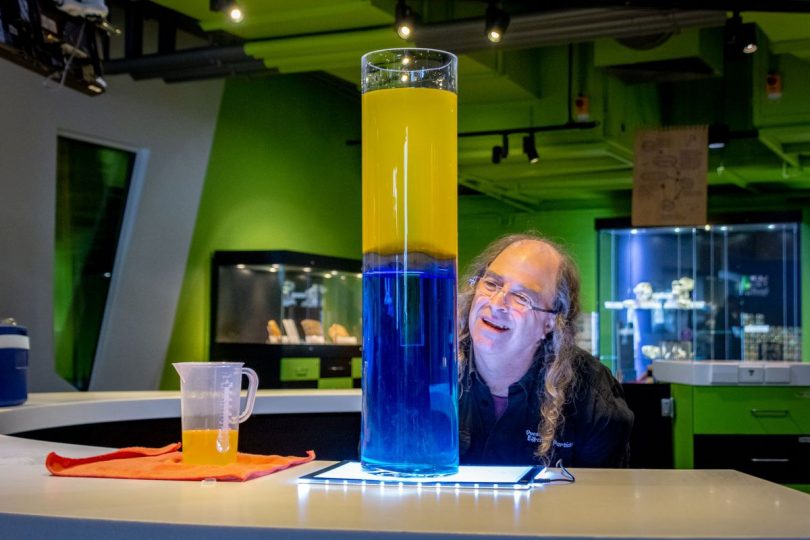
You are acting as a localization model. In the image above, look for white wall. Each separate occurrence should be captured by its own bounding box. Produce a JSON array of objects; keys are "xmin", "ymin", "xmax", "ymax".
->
[{"xmin": 0, "ymin": 60, "xmax": 224, "ymax": 391}]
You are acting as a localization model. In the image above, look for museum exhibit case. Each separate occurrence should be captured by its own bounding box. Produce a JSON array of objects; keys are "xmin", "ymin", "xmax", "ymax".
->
[
  {"xmin": 597, "ymin": 216, "xmax": 801, "ymax": 382},
  {"xmin": 210, "ymin": 251, "xmax": 362, "ymax": 389}
]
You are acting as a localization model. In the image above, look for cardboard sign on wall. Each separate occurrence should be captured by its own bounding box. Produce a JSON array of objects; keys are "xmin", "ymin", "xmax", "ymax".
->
[{"xmin": 632, "ymin": 126, "xmax": 708, "ymax": 227}]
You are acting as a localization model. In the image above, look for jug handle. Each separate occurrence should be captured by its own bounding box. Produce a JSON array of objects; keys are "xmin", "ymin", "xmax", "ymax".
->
[{"xmin": 237, "ymin": 367, "xmax": 259, "ymax": 423}]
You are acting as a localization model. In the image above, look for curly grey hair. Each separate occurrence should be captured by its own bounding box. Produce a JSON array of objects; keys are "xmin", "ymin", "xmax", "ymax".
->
[{"xmin": 458, "ymin": 231, "xmax": 581, "ymax": 461}]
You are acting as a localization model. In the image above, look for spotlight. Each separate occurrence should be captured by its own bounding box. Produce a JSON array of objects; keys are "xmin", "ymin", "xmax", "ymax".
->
[
  {"xmin": 228, "ymin": 5, "xmax": 244, "ymax": 23},
  {"xmin": 725, "ymin": 13, "xmax": 757, "ymax": 56},
  {"xmin": 485, "ymin": 2, "xmax": 510, "ymax": 43},
  {"xmin": 210, "ymin": 0, "xmax": 244, "ymax": 23},
  {"xmin": 491, "ymin": 134, "xmax": 509, "ymax": 164},
  {"xmin": 395, "ymin": 0, "xmax": 415, "ymax": 40},
  {"xmin": 523, "ymin": 133, "xmax": 539, "ymax": 164},
  {"xmin": 708, "ymin": 123, "xmax": 729, "ymax": 150}
]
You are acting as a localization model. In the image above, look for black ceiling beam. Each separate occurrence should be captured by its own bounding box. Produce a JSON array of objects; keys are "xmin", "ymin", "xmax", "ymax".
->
[
  {"xmin": 161, "ymin": 60, "xmax": 277, "ymax": 83},
  {"xmin": 103, "ymin": 45, "xmax": 251, "ymax": 75},
  {"xmin": 346, "ymin": 122, "xmax": 598, "ymax": 146},
  {"xmin": 124, "ymin": 3, "xmax": 143, "ymax": 59},
  {"xmin": 158, "ymin": 11, "xmax": 177, "ymax": 54},
  {"xmin": 106, "ymin": 0, "xmax": 213, "ymax": 42},
  {"xmin": 457, "ymin": 122, "xmax": 599, "ymax": 138}
]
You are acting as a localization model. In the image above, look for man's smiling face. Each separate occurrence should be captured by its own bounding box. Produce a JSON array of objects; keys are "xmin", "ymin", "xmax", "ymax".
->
[{"xmin": 469, "ymin": 240, "xmax": 561, "ymax": 363}]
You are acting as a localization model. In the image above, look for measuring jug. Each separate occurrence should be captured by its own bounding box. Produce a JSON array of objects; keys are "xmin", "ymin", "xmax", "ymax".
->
[{"xmin": 173, "ymin": 362, "xmax": 259, "ymax": 465}]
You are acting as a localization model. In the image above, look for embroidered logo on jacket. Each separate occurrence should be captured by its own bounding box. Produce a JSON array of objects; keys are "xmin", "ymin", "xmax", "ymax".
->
[
  {"xmin": 553, "ymin": 440, "xmax": 573, "ymax": 448},
  {"xmin": 525, "ymin": 430, "xmax": 540, "ymax": 443}
]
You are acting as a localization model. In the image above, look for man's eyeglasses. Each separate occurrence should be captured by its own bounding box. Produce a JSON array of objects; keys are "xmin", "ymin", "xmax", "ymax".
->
[{"xmin": 469, "ymin": 275, "xmax": 558, "ymax": 314}]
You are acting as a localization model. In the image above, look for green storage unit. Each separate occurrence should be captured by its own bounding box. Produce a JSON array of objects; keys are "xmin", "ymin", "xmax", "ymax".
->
[
  {"xmin": 672, "ymin": 383, "xmax": 810, "ymax": 493},
  {"xmin": 279, "ymin": 357, "xmax": 320, "ymax": 382},
  {"xmin": 317, "ymin": 377, "xmax": 354, "ymax": 389}
]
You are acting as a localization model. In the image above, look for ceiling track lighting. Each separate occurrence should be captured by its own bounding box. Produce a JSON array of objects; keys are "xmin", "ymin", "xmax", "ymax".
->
[
  {"xmin": 485, "ymin": 1, "xmax": 510, "ymax": 44},
  {"xmin": 491, "ymin": 134, "xmax": 509, "ymax": 164},
  {"xmin": 708, "ymin": 123, "xmax": 729, "ymax": 149},
  {"xmin": 706, "ymin": 125, "xmax": 759, "ymax": 150},
  {"xmin": 523, "ymin": 133, "xmax": 540, "ymax": 164},
  {"xmin": 395, "ymin": 0, "xmax": 416, "ymax": 40},
  {"xmin": 210, "ymin": 0, "xmax": 244, "ymax": 23},
  {"xmin": 724, "ymin": 12, "xmax": 757, "ymax": 57}
]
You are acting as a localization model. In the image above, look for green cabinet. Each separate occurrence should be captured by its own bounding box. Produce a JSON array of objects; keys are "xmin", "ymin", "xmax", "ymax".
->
[
  {"xmin": 692, "ymin": 386, "xmax": 810, "ymax": 434},
  {"xmin": 672, "ymin": 383, "xmax": 810, "ymax": 493}
]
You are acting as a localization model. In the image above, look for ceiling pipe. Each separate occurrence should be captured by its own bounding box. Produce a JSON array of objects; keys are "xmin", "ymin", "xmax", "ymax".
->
[
  {"xmin": 414, "ymin": 9, "xmax": 726, "ymax": 53},
  {"xmin": 103, "ymin": 46, "xmax": 253, "ymax": 75},
  {"xmin": 133, "ymin": 59, "xmax": 272, "ymax": 82}
]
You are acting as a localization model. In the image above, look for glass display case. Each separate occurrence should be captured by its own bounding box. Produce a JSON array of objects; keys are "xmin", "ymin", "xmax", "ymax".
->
[
  {"xmin": 210, "ymin": 251, "xmax": 362, "ymax": 388},
  {"xmin": 597, "ymin": 217, "xmax": 801, "ymax": 382}
]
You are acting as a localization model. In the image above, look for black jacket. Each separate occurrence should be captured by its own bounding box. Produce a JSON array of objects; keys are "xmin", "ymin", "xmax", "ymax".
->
[{"xmin": 459, "ymin": 345, "xmax": 634, "ymax": 467}]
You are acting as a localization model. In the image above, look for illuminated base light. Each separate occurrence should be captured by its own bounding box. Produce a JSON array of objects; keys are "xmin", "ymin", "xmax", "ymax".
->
[
  {"xmin": 630, "ymin": 229, "xmax": 638, "ymax": 235},
  {"xmin": 488, "ymin": 31, "xmax": 502, "ymax": 43},
  {"xmin": 228, "ymin": 6, "xmax": 244, "ymax": 22}
]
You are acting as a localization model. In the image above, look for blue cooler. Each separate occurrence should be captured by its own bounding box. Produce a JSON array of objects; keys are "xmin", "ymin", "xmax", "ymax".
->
[{"xmin": 0, "ymin": 322, "xmax": 29, "ymax": 406}]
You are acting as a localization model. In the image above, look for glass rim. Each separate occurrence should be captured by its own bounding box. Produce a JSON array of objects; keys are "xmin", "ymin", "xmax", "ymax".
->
[
  {"xmin": 173, "ymin": 361, "xmax": 245, "ymax": 367},
  {"xmin": 361, "ymin": 47, "xmax": 457, "ymax": 73}
]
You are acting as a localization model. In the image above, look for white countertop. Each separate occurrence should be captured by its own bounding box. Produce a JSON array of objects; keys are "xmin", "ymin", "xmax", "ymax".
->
[
  {"xmin": 0, "ymin": 390, "xmax": 362, "ymax": 434},
  {"xmin": 1, "ymin": 435, "xmax": 809, "ymax": 539}
]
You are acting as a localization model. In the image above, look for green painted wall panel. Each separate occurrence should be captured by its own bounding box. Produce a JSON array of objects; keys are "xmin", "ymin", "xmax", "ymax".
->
[
  {"xmin": 458, "ymin": 202, "xmax": 626, "ymax": 314},
  {"xmin": 161, "ymin": 74, "xmax": 361, "ymax": 390}
]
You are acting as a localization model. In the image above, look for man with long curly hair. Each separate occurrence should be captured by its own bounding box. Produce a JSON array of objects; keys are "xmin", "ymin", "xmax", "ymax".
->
[{"xmin": 458, "ymin": 232, "xmax": 633, "ymax": 467}]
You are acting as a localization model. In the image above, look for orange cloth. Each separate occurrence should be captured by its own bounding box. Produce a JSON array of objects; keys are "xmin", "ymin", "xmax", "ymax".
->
[{"xmin": 46, "ymin": 443, "xmax": 315, "ymax": 482}]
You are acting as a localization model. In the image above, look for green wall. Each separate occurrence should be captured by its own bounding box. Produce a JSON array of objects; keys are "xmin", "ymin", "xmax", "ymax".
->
[
  {"xmin": 458, "ymin": 198, "xmax": 628, "ymax": 313},
  {"xmin": 160, "ymin": 74, "xmax": 362, "ymax": 389}
]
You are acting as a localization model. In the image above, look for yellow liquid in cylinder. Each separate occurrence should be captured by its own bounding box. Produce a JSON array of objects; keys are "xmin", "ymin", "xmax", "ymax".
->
[
  {"xmin": 362, "ymin": 87, "xmax": 457, "ymax": 258},
  {"xmin": 182, "ymin": 429, "xmax": 238, "ymax": 465}
]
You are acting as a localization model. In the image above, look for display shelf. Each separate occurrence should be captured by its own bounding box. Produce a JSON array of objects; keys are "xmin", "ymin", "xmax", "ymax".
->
[
  {"xmin": 597, "ymin": 217, "xmax": 801, "ymax": 381},
  {"xmin": 210, "ymin": 250, "xmax": 362, "ymax": 388}
]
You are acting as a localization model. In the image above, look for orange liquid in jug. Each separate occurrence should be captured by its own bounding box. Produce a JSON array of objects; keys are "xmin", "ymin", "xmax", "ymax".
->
[
  {"xmin": 362, "ymin": 87, "xmax": 457, "ymax": 258},
  {"xmin": 182, "ymin": 429, "xmax": 239, "ymax": 465}
]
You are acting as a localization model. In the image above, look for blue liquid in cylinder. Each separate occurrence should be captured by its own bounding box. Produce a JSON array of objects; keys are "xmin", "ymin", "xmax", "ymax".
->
[{"xmin": 361, "ymin": 253, "xmax": 459, "ymax": 476}]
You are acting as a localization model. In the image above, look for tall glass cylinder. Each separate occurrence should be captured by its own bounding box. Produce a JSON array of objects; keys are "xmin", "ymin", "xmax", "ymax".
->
[{"xmin": 360, "ymin": 48, "xmax": 459, "ymax": 476}]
